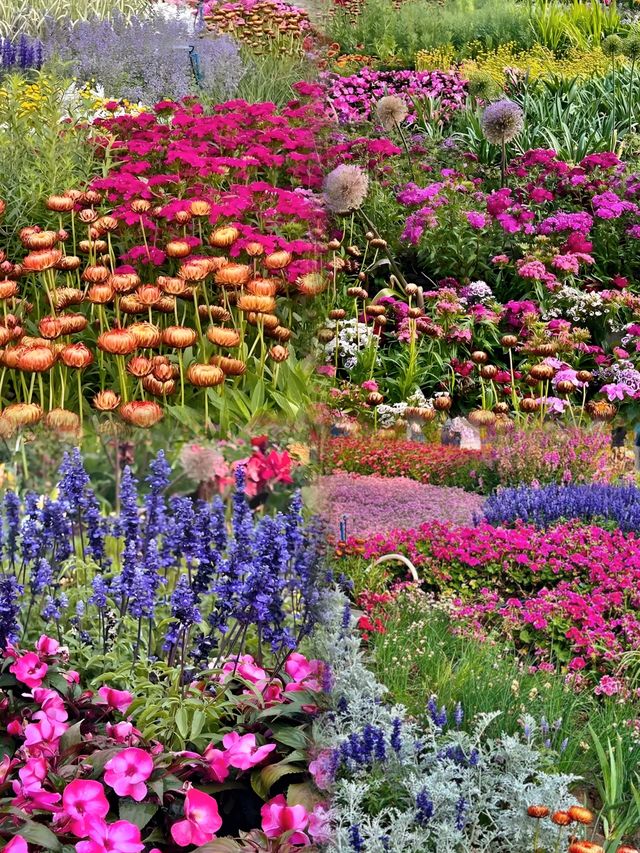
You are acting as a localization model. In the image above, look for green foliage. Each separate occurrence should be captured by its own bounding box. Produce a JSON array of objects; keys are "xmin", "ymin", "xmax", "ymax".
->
[
  {"xmin": 237, "ymin": 52, "xmax": 318, "ymax": 105},
  {"xmin": 0, "ymin": 0, "xmax": 147, "ymax": 37},
  {"xmin": 531, "ymin": 0, "xmax": 622, "ymax": 55}
]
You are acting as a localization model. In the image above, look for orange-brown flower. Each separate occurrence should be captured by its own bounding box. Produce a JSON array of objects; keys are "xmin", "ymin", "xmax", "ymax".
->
[
  {"xmin": 162, "ymin": 326, "xmax": 197, "ymax": 349},
  {"xmin": 110, "ymin": 273, "xmax": 140, "ymax": 293},
  {"xmin": 551, "ymin": 811, "xmax": 573, "ymax": 827},
  {"xmin": 247, "ymin": 312, "xmax": 279, "ymax": 330},
  {"xmin": 297, "ymin": 272, "xmax": 327, "ymax": 296},
  {"xmin": 78, "ymin": 209, "xmax": 98, "ymax": 224},
  {"xmin": 264, "ymin": 250, "xmax": 292, "ymax": 270},
  {"xmin": 174, "ymin": 210, "xmax": 192, "ymax": 225},
  {"xmin": 151, "ymin": 357, "xmax": 177, "ymax": 382},
  {"xmin": 236, "ymin": 294, "xmax": 276, "ymax": 313},
  {"xmin": 55, "ymin": 255, "xmax": 82, "ymax": 273},
  {"xmin": 46, "ymin": 195, "xmax": 75, "ymax": 213},
  {"xmin": 60, "ymin": 342, "xmax": 94, "ymax": 369},
  {"xmin": 127, "ymin": 355, "xmax": 153, "ymax": 377},
  {"xmin": 58, "ymin": 313, "xmax": 88, "ymax": 335},
  {"xmin": 87, "ymin": 283, "xmax": 115, "ymax": 304},
  {"xmin": 247, "ymin": 278, "xmax": 279, "ymax": 297},
  {"xmin": 131, "ymin": 199, "xmax": 152, "ymax": 214},
  {"xmin": 156, "ymin": 295, "xmax": 176, "ymax": 314},
  {"xmin": 2, "ymin": 402, "xmax": 43, "ymax": 426},
  {"xmin": 22, "ymin": 230, "xmax": 60, "ymax": 251},
  {"xmin": 199, "ymin": 305, "xmax": 231, "ymax": 322},
  {"xmin": 209, "ymin": 226, "xmax": 240, "ymax": 247},
  {"xmin": 207, "ymin": 326, "xmax": 241, "ymax": 347},
  {"xmin": 178, "ymin": 261, "xmax": 210, "ymax": 282},
  {"xmin": 215, "ymin": 263, "xmax": 251, "ymax": 287},
  {"xmin": 269, "ymin": 325, "xmax": 292, "ymax": 343},
  {"xmin": 17, "ymin": 347, "xmax": 56, "ymax": 372},
  {"xmin": 187, "ymin": 362, "xmax": 225, "ymax": 387},
  {"xmin": 190, "ymin": 199, "xmax": 211, "ymax": 217},
  {"xmin": 136, "ymin": 284, "xmax": 162, "ymax": 306},
  {"xmin": 0, "ymin": 326, "xmax": 13, "ymax": 347},
  {"xmin": 82, "ymin": 265, "xmax": 111, "ymax": 284},
  {"xmin": 94, "ymin": 215, "xmax": 119, "ymax": 233},
  {"xmin": 22, "ymin": 249, "xmax": 63, "ymax": 271},
  {"xmin": 93, "ymin": 389, "xmax": 121, "ymax": 411},
  {"xmin": 142, "ymin": 375, "xmax": 176, "ymax": 396},
  {"xmin": 119, "ymin": 400, "xmax": 164, "ymax": 428},
  {"xmin": 433, "ymin": 395, "xmax": 452, "ymax": 412},
  {"xmin": 97, "ymin": 329, "xmax": 137, "ymax": 355},
  {"xmin": 165, "ymin": 240, "xmax": 192, "ymax": 259},
  {"xmin": 119, "ymin": 295, "xmax": 146, "ymax": 314},
  {"xmin": 269, "ymin": 345, "xmax": 289, "ymax": 362},
  {"xmin": 568, "ymin": 843, "xmax": 604, "ymax": 853},
  {"xmin": 210, "ymin": 355, "xmax": 246, "ymax": 376},
  {"xmin": 567, "ymin": 807, "xmax": 594, "ymax": 826},
  {"xmin": 128, "ymin": 322, "xmax": 162, "ymax": 348},
  {"xmin": 0, "ymin": 279, "xmax": 18, "ymax": 299},
  {"xmin": 83, "ymin": 189, "xmax": 102, "ymax": 206},
  {"xmin": 38, "ymin": 317, "xmax": 64, "ymax": 339},
  {"xmin": 45, "ymin": 408, "xmax": 81, "ymax": 435},
  {"xmin": 157, "ymin": 275, "xmax": 189, "ymax": 296},
  {"xmin": 245, "ymin": 241, "xmax": 264, "ymax": 257}
]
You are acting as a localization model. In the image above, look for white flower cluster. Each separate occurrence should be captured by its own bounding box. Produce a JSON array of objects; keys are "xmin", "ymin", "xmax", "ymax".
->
[
  {"xmin": 545, "ymin": 286, "xmax": 621, "ymax": 330},
  {"xmin": 323, "ymin": 319, "xmax": 376, "ymax": 371},
  {"xmin": 462, "ymin": 280, "xmax": 493, "ymax": 304},
  {"xmin": 311, "ymin": 590, "xmax": 578, "ymax": 853},
  {"xmin": 376, "ymin": 389, "xmax": 430, "ymax": 428}
]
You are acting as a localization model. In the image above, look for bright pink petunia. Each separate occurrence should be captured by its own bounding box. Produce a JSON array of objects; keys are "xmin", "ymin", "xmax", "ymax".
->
[
  {"xmin": 104, "ymin": 748, "xmax": 154, "ymax": 801},
  {"xmin": 10, "ymin": 653, "xmax": 48, "ymax": 688},
  {"xmin": 62, "ymin": 780, "xmax": 110, "ymax": 837},
  {"xmin": 222, "ymin": 732, "xmax": 276, "ymax": 770},
  {"xmin": 171, "ymin": 788, "xmax": 222, "ymax": 847},
  {"xmin": 75, "ymin": 819, "xmax": 144, "ymax": 853},
  {"xmin": 261, "ymin": 794, "xmax": 310, "ymax": 845}
]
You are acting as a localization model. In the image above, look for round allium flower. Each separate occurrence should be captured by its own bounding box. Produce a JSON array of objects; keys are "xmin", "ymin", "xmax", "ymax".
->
[
  {"xmin": 467, "ymin": 70, "xmax": 497, "ymax": 101},
  {"xmin": 624, "ymin": 34, "xmax": 640, "ymax": 60},
  {"xmin": 375, "ymin": 95, "xmax": 408, "ymax": 131},
  {"xmin": 602, "ymin": 34, "xmax": 624, "ymax": 58},
  {"xmin": 323, "ymin": 164, "xmax": 369, "ymax": 214},
  {"xmin": 481, "ymin": 99, "xmax": 524, "ymax": 145}
]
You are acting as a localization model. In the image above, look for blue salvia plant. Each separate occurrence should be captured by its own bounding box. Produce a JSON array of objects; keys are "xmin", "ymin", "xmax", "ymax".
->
[
  {"xmin": 0, "ymin": 450, "xmax": 326, "ymax": 676},
  {"xmin": 481, "ymin": 482, "xmax": 640, "ymax": 531},
  {"xmin": 0, "ymin": 33, "xmax": 43, "ymax": 71}
]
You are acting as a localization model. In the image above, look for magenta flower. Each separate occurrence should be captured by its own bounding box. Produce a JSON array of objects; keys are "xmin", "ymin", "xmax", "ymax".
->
[
  {"xmin": 62, "ymin": 780, "xmax": 110, "ymax": 837},
  {"xmin": 203, "ymin": 745, "xmax": 230, "ymax": 782},
  {"xmin": 97, "ymin": 686, "xmax": 133, "ymax": 714},
  {"xmin": 10, "ymin": 653, "xmax": 48, "ymax": 688},
  {"xmin": 261, "ymin": 794, "xmax": 310, "ymax": 845},
  {"xmin": 104, "ymin": 748, "xmax": 154, "ymax": 801},
  {"xmin": 221, "ymin": 732, "xmax": 276, "ymax": 770},
  {"xmin": 76, "ymin": 819, "xmax": 144, "ymax": 853},
  {"xmin": 35, "ymin": 636, "xmax": 60, "ymax": 656},
  {"xmin": 171, "ymin": 788, "xmax": 222, "ymax": 847},
  {"xmin": 4, "ymin": 837, "xmax": 28, "ymax": 853}
]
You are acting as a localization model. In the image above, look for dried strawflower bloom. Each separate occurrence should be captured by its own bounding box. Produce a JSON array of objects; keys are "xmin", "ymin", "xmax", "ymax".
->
[
  {"xmin": 375, "ymin": 95, "xmax": 408, "ymax": 131},
  {"xmin": 481, "ymin": 99, "xmax": 524, "ymax": 145},
  {"xmin": 323, "ymin": 164, "xmax": 369, "ymax": 214}
]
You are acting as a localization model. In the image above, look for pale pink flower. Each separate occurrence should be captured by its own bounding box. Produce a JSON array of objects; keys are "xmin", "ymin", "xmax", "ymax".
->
[
  {"xmin": 104, "ymin": 748, "xmax": 154, "ymax": 801},
  {"xmin": 105, "ymin": 721, "xmax": 140, "ymax": 744},
  {"xmin": 171, "ymin": 788, "xmax": 222, "ymax": 847}
]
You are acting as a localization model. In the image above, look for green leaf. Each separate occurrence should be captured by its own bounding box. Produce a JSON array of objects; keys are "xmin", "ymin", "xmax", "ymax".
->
[
  {"xmin": 287, "ymin": 781, "xmax": 321, "ymax": 811},
  {"xmin": 268, "ymin": 726, "xmax": 309, "ymax": 750},
  {"xmin": 60, "ymin": 721, "xmax": 83, "ymax": 753},
  {"xmin": 192, "ymin": 839, "xmax": 244, "ymax": 853},
  {"xmin": 175, "ymin": 707, "xmax": 189, "ymax": 739},
  {"xmin": 18, "ymin": 822, "xmax": 62, "ymax": 850},
  {"xmin": 119, "ymin": 801, "xmax": 158, "ymax": 830}
]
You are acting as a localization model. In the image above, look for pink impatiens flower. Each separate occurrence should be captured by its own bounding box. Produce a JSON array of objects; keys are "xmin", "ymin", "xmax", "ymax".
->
[
  {"xmin": 171, "ymin": 788, "xmax": 222, "ymax": 847},
  {"xmin": 62, "ymin": 780, "xmax": 110, "ymax": 837},
  {"xmin": 10, "ymin": 653, "xmax": 48, "ymax": 688},
  {"xmin": 104, "ymin": 748, "xmax": 154, "ymax": 801},
  {"xmin": 76, "ymin": 819, "xmax": 144, "ymax": 853},
  {"xmin": 261, "ymin": 794, "xmax": 310, "ymax": 845},
  {"xmin": 222, "ymin": 732, "xmax": 276, "ymax": 770},
  {"xmin": 203, "ymin": 745, "xmax": 230, "ymax": 783},
  {"xmin": 97, "ymin": 686, "xmax": 133, "ymax": 714},
  {"xmin": 4, "ymin": 837, "xmax": 28, "ymax": 853}
]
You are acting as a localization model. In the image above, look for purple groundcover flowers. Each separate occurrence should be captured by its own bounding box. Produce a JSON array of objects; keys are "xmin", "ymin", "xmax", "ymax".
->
[
  {"xmin": 318, "ymin": 473, "xmax": 484, "ymax": 538},
  {"xmin": 324, "ymin": 67, "xmax": 467, "ymax": 126},
  {"xmin": 0, "ymin": 450, "xmax": 326, "ymax": 668},
  {"xmin": 481, "ymin": 482, "xmax": 640, "ymax": 531}
]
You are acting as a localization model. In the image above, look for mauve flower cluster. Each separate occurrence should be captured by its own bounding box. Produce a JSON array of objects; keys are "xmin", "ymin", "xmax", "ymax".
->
[
  {"xmin": 0, "ymin": 34, "xmax": 43, "ymax": 71},
  {"xmin": 324, "ymin": 67, "xmax": 467, "ymax": 126},
  {"xmin": 0, "ymin": 637, "xmax": 330, "ymax": 850},
  {"xmin": 0, "ymin": 449, "xmax": 325, "ymax": 667},
  {"xmin": 339, "ymin": 519, "xmax": 640, "ymax": 683},
  {"xmin": 482, "ymin": 483, "xmax": 640, "ymax": 531},
  {"xmin": 317, "ymin": 472, "xmax": 484, "ymax": 538},
  {"xmin": 43, "ymin": 12, "xmax": 244, "ymax": 104},
  {"xmin": 321, "ymin": 437, "xmax": 488, "ymax": 491}
]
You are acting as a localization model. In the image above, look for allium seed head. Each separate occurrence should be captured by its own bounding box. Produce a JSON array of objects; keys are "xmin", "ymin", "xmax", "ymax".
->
[
  {"xmin": 481, "ymin": 99, "xmax": 524, "ymax": 145},
  {"xmin": 323, "ymin": 164, "xmax": 369, "ymax": 214}
]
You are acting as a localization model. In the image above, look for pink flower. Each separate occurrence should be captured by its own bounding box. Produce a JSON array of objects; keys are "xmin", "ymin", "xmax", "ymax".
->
[
  {"xmin": 76, "ymin": 819, "xmax": 144, "ymax": 853},
  {"xmin": 203, "ymin": 745, "xmax": 230, "ymax": 783},
  {"xmin": 104, "ymin": 748, "xmax": 154, "ymax": 801},
  {"xmin": 171, "ymin": 788, "xmax": 222, "ymax": 847},
  {"xmin": 284, "ymin": 653, "xmax": 323, "ymax": 692},
  {"xmin": 10, "ymin": 653, "xmax": 48, "ymax": 688},
  {"xmin": 222, "ymin": 732, "xmax": 276, "ymax": 770},
  {"xmin": 105, "ymin": 721, "xmax": 140, "ymax": 744},
  {"xmin": 62, "ymin": 780, "xmax": 110, "ymax": 837},
  {"xmin": 97, "ymin": 686, "xmax": 133, "ymax": 713},
  {"xmin": 261, "ymin": 794, "xmax": 310, "ymax": 845},
  {"xmin": 63, "ymin": 671, "xmax": 80, "ymax": 684},
  {"xmin": 309, "ymin": 804, "xmax": 332, "ymax": 843},
  {"xmin": 361, "ymin": 380, "xmax": 378, "ymax": 392},
  {"xmin": 221, "ymin": 655, "xmax": 267, "ymax": 688},
  {"xmin": 36, "ymin": 636, "xmax": 60, "ymax": 656},
  {"xmin": 4, "ymin": 837, "xmax": 28, "ymax": 853}
]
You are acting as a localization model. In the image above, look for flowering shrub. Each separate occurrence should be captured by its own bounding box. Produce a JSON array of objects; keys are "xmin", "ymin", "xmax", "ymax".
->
[
  {"xmin": 324, "ymin": 67, "xmax": 467, "ymax": 125},
  {"xmin": 43, "ymin": 11, "xmax": 245, "ymax": 104},
  {"xmin": 482, "ymin": 482, "xmax": 640, "ymax": 530},
  {"xmin": 0, "ymin": 636, "xmax": 331, "ymax": 850},
  {"xmin": 0, "ymin": 86, "xmax": 331, "ymax": 433},
  {"xmin": 0, "ymin": 449, "xmax": 325, "ymax": 683},
  {"xmin": 320, "ymin": 437, "xmax": 489, "ymax": 490},
  {"xmin": 317, "ymin": 472, "xmax": 484, "ymax": 537},
  {"xmin": 338, "ymin": 519, "xmax": 640, "ymax": 681}
]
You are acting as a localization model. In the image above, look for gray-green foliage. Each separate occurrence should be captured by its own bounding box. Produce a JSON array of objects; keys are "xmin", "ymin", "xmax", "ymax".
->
[{"xmin": 0, "ymin": 0, "xmax": 148, "ymax": 37}]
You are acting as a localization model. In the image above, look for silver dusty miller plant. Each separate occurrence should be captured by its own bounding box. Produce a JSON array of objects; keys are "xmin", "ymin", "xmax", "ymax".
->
[{"xmin": 311, "ymin": 590, "xmax": 579, "ymax": 853}]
